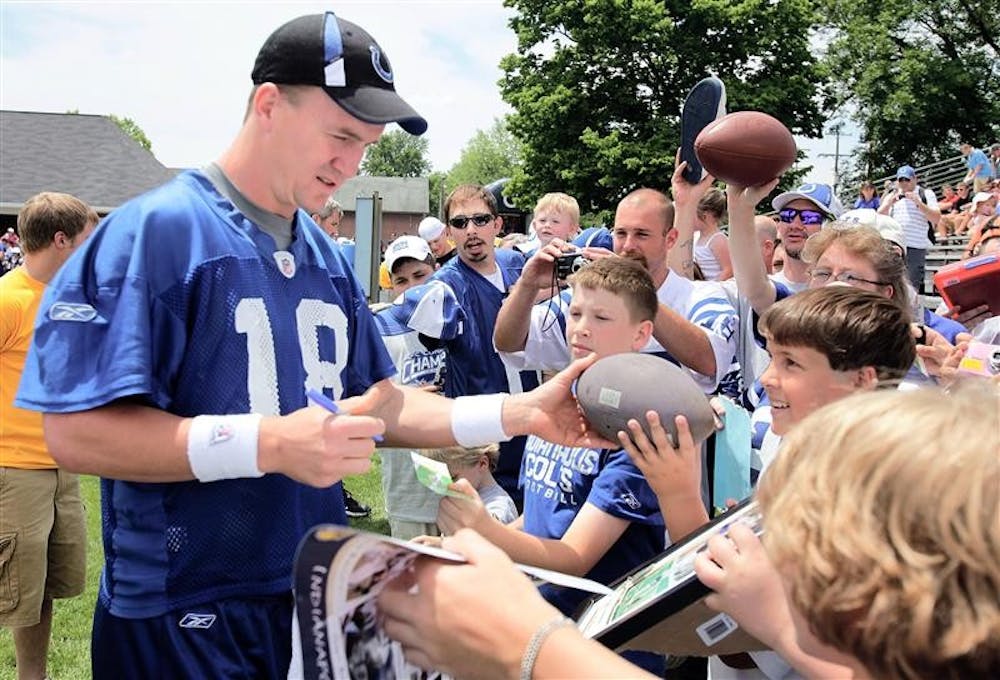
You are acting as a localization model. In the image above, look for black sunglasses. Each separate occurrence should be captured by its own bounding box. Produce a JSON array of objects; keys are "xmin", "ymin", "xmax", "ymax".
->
[{"xmin": 448, "ymin": 213, "xmax": 493, "ymax": 229}]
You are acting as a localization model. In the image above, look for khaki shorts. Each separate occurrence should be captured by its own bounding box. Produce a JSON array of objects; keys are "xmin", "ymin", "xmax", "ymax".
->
[{"xmin": 0, "ymin": 467, "xmax": 87, "ymax": 627}]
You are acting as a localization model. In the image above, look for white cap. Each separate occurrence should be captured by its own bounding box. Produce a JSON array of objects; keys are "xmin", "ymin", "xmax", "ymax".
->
[
  {"xmin": 418, "ymin": 216, "xmax": 445, "ymax": 241},
  {"xmin": 384, "ymin": 235, "xmax": 432, "ymax": 273},
  {"xmin": 837, "ymin": 208, "xmax": 906, "ymax": 253},
  {"xmin": 971, "ymin": 191, "xmax": 994, "ymax": 211}
]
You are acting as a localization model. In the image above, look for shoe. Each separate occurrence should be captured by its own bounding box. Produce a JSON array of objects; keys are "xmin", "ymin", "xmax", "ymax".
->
[
  {"xmin": 680, "ymin": 76, "xmax": 727, "ymax": 183},
  {"xmin": 344, "ymin": 489, "xmax": 371, "ymax": 518}
]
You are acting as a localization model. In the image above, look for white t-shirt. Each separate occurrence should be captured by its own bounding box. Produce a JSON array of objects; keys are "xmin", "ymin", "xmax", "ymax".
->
[
  {"xmin": 479, "ymin": 483, "xmax": 518, "ymax": 524},
  {"xmin": 500, "ymin": 270, "xmax": 738, "ymax": 392},
  {"xmin": 890, "ymin": 188, "xmax": 937, "ymax": 250}
]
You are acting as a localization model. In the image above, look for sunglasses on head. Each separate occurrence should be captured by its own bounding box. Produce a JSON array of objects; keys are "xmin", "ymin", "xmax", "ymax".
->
[
  {"xmin": 778, "ymin": 208, "xmax": 825, "ymax": 225},
  {"xmin": 448, "ymin": 213, "xmax": 493, "ymax": 229}
]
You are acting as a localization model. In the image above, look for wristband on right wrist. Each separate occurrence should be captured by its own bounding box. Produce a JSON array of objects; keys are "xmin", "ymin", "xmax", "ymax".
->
[
  {"xmin": 451, "ymin": 393, "xmax": 511, "ymax": 447},
  {"xmin": 186, "ymin": 414, "xmax": 264, "ymax": 482}
]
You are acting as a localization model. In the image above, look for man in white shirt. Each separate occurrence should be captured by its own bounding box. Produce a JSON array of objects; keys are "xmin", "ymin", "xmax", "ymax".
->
[{"xmin": 878, "ymin": 165, "xmax": 940, "ymax": 292}]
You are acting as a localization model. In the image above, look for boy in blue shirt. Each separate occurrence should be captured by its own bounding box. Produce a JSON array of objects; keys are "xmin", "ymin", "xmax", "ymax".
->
[{"xmin": 438, "ymin": 257, "xmax": 666, "ymax": 673}]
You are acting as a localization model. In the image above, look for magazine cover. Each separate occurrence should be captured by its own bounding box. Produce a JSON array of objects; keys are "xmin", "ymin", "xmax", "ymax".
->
[
  {"xmin": 575, "ymin": 499, "xmax": 767, "ymax": 656},
  {"xmin": 294, "ymin": 525, "xmax": 454, "ymax": 680},
  {"xmin": 293, "ymin": 522, "xmax": 613, "ymax": 680}
]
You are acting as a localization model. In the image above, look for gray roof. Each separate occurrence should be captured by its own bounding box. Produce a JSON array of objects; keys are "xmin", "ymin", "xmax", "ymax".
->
[
  {"xmin": 333, "ymin": 176, "xmax": 429, "ymax": 214},
  {"xmin": 1, "ymin": 110, "xmax": 176, "ymax": 214}
]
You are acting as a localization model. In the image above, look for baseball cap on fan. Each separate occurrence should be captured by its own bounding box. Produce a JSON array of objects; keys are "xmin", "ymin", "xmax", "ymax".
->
[
  {"xmin": 251, "ymin": 12, "xmax": 427, "ymax": 135},
  {"xmin": 385, "ymin": 235, "xmax": 432, "ymax": 273},
  {"xmin": 771, "ymin": 182, "xmax": 844, "ymax": 219}
]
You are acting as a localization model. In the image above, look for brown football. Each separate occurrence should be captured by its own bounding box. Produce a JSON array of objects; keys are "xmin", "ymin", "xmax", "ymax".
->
[{"xmin": 694, "ymin": 111, "xmax": 797, "ymax": 186}]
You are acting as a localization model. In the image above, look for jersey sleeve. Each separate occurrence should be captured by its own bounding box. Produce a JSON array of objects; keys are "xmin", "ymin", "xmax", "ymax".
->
[
  {"xmin": 341, "ymin": 279, "xmax": 396, "ymax": 397},
  {"xmin": 16, "ymin": 201, "xmax": 185, "ymax": 412},
  {"xmin": 389, "ymin": 280, "xmax": 464, "ymax": 341},
  {"xmin": 587, "ymin": 449, "xmax": 663, "ymax": 525},
  {"xmin": 685, "ymin": 282, "xmax": 738, "ymax": 392},
  {"xmin": 498, "ymin": 290, "xmax": 571, "ymax": 371}
]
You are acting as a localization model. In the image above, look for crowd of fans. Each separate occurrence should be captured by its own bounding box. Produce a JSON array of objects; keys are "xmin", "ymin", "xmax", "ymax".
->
[{"xmin": 1, "ymin": 9, "xmax": 997, "ymax": 680}]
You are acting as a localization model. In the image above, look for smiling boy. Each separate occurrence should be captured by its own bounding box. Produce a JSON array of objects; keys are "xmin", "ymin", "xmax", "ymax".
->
[{"xmin": 624, "ymin": 286, "xmax": 917, "ymax": 679}]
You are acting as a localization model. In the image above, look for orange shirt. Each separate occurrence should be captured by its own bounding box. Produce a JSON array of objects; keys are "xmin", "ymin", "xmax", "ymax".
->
[{"xmin": 0, "ymin": 266, "xmax": 54, "ymax": 469}]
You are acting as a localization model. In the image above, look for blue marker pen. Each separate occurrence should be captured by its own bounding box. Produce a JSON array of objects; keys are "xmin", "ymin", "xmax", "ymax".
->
[{"xmin": 306, "ymin": 389, "xmax": 383, "ymax": 442}]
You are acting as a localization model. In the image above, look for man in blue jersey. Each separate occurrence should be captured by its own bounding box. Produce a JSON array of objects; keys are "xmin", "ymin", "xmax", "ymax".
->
[
  {"xmin": 494, "ymin": 188, "xmax": 737, "ymax": 394},
  {"xmin": 428, "ymin": 184, "xmax": 540, "ymax": 504},
  {"xmin": 14, "ymin": 13, "xmax": 609, "ymax": 678}
]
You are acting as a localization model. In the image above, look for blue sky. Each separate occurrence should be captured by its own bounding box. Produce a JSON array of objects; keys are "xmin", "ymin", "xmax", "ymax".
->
[{"xmin": 1, "ymin": 1, "xmax": 845, "ymax": 184}]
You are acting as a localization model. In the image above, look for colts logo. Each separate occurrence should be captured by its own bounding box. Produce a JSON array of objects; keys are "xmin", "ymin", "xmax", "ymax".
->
[{"xmin": 369, "ymin": 45, "xmax": 393, "ymax": 84}]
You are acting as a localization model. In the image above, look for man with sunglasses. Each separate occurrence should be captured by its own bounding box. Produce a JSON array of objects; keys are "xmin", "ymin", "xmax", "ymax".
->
[
  {"xmin": 878, "ymin": 165, "xmax": 940, "ymax": 291},
  {"xmin": 425, "ymin": 184, "xmax": 541, "ymax": 504},
  {"xmin": 769, "ymin": 183, "xmax": 842, "ymax": 297}
]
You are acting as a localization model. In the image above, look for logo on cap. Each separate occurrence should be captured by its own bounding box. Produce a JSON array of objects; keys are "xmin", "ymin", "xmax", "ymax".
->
[{"xmin": 369, "ymin": 45, "xmax": 393, "ymax": 84}]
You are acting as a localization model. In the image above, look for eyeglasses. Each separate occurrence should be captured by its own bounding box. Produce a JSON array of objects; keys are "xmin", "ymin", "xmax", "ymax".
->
[
  {"xmin": 448, "ymin": 213, "xmax": 494, "ymax": 229},
  {"xmin": 809, "ymin": 268, "xmax": 887, "ymax": 287},
  {"xmin": 778, "ymin": 208, "xmax": 825, "ymax": 225}
]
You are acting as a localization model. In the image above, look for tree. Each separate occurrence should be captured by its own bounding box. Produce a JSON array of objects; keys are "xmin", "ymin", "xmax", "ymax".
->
[
  {"xmin": 820, "ymin": 0, "xmax": 1000, "ymax": 179},
  {"xmin": 499, "ymin": 0, "xmax": 831, "ymax": 216},
  {"xmin": 446, "ymin": 117, "xmax": 524, "ymax": 192},
  {"xmin": 428, "ymin": 171, "xmax": 448, "ymax": 218},
  {"xmin": 360, "ymin": 129, "xmax": 431, "ymax": 177},
  {"xmin": 109, "ymin": 114, "xmax": 153, "ymax": 152}
]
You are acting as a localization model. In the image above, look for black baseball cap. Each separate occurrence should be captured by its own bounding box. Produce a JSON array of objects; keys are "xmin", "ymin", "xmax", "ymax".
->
[{"xmin": 251, "ymin": 12, "xmax": 427, "ymax": 135}]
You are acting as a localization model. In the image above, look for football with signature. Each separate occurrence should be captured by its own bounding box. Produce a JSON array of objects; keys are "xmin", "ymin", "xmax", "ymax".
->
[{"xmin": 576, "ymin": 353, "xmax": 716, "ymax": 447}]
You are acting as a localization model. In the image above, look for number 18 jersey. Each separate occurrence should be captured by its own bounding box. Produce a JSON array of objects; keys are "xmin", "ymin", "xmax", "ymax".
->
[{"xmin": 15, "ymin": 171, "xmax": 395, "ymax": 618}]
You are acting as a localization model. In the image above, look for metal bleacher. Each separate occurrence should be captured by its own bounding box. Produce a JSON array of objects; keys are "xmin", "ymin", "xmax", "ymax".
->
[{"xmin": 839, "ymin": 154, "xmax": 970, "ymax": 303}]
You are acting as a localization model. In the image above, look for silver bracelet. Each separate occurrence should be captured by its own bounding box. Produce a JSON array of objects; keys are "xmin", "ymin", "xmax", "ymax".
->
[{"xmin": 519, "ymin": 615, "xmax": 575, "ymax": 680}]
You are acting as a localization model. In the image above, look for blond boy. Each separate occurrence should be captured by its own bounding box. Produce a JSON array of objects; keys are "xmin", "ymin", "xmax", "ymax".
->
[
  {"xmin": 517, "ymin": 192, "xmax": 580, "ymax": 257},
  {"xmin": 754, "ymin": 383, "xmax": 1000, "ymax": 679},
  {"xmin": 424, "ymin": 444, "xmax": 516, "ymax": 524}
]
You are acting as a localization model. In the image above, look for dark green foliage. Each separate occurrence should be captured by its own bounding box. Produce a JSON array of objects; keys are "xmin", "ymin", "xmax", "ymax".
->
[
  {"xmin": 818, "ymin": 0, "xmax": 999, "ymax": 178},
  {"xmin": 361, "ymin": 129, "xmax": 432, "ymax": 177},
  {"xmin": 499, "ymin": 0, "xmax": 831, "ymax": 215}
]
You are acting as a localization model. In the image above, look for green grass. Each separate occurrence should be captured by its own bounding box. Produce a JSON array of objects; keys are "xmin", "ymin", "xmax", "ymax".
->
[{"xmin": 1, "ymin": 456, "xmax": 388, "ymax": 678}]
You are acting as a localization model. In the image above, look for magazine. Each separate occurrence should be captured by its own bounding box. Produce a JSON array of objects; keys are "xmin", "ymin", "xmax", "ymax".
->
[
  {"xmin": 293, "ymin": 524, "xmax": 612, "ymax": 680},
  {"xmin": 575, "ymin": 499, "xmax": 768, "ymax": 656}
]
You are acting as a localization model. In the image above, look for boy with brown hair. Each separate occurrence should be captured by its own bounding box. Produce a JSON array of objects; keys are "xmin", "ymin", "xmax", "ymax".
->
[
  {"xmin": 1, "ymin": 192, "xmax": 97, "ymax": 680},
  {"xmin": 626, "ymin": 286, "xmax": 916, "ymax": 530},
  {"xmin": 438, "ymin": 256, "xmax": 667, "ymax": 674}
]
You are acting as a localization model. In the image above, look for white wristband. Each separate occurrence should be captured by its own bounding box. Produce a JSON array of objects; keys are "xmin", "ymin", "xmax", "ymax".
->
[
  {"xmin": 451, "ymin": 394, "xmax": 512, "ymax": 447},
  {"xmin": 187, "ymin": 414, "xmax": 264, "ymax": 482}
]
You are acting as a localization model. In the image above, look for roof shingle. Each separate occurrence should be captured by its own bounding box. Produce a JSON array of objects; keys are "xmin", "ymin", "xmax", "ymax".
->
[{"xmin": 1, "ymin": 110, "xmax": 176, "ymax": 213}]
